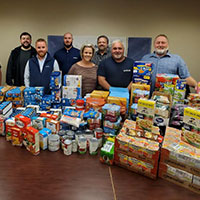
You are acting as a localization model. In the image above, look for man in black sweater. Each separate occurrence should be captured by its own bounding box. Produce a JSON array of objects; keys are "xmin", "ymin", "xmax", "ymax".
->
[{"xmin": 6, "ymin": 32, "xmax": 36, "ymax": 86}]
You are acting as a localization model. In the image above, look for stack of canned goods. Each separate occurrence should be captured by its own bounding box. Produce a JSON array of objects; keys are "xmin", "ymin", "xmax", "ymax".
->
[{"xmin": 56, "ymin": 128, "xmax": 103, "ymax": 156}]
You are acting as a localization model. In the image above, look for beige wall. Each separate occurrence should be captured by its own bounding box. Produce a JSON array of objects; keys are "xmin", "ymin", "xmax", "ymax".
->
[{"xmin": 1, "ymin": 0, "xmax": 200, "ymax": 85}]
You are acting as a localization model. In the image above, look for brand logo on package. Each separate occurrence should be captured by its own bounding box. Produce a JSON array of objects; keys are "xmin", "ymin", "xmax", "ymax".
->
[
  {"xmin": 16, "ymin": 120, "xmax": 24, "ymax": 129},
  {"xmin": 123, "ymin": 69, "xmax": 131, "ymax": 72}
]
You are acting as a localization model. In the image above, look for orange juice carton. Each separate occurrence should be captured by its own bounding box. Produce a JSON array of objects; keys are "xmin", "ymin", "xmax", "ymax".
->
[
  {"xmin": 46, "ymin": 119, "xmax": 60, "ymax": 134},
  {"xmin": 23, "ymin": 126, "xmax": 40, "ymax": 155},
  {"xmin": 11, "ymin": 127, "xmax": 23, "ymax": 146},
  {"xmin": 15, "ymin": 114, "xmax": 31, "ymax": 130},
  {"xmin": 5, "ymin": 117, "xmax": 15, "ymax": 141}
]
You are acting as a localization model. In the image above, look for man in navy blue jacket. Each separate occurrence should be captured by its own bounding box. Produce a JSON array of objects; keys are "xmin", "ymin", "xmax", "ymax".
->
[
  {"xmin": 24, "ymin": 38, "xmax": 59, "ymax": 94},
  {"xmin": 54, "ymin": 32, "xmax": 81, "ymax": 76}
]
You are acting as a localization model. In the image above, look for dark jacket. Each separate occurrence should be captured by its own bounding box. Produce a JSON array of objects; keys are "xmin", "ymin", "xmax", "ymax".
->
[
  {"xmin": 6, "ymin": 46, "xmax": 36, "ymax": 86},
  {"xmin": 29, "ymin": 53, "xmax": 55, "ymax": 94}
]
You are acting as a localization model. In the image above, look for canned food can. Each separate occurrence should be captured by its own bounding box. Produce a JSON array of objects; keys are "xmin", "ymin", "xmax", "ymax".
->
[
  {"xmin": 61, "ymin": 135, "xmax": 69, "ymax": 149},
  {"xmin": 72, "ymin": 140, "xmax": 78, "ymax": 152},
  {"xmin": 75, "ymin": 130, "xmax": 84, "ymax": 142},
  {"xmin": 78, "ymin": 136, "xmax": 87, "ymax": 154},
  {"xmin": 84, "ymin": 129, "xmax": 94, "ymax": 139},
  {"xmin": 89, "ymin": 137, "xmax": 98, "ymax": 155},
  {"xmin": 94, "ymin": 128, "xmax": 103, "ymax": 139},
  {"xmin": 66, "ymin": 130, "xmax": 75, "ymax": 140},
  {"xmin": 48, "ymin": 134, "xmax": 60, "ymax": 151},
  {"xmin": 58, "ymin": 130, "xmax": 66, "ymax": 137},
  {"xmin": 63, "ymin": 139, "xmax": 72, "ymax": 155},
  {"xmin": 94, "ymin": 128, "xmax": 103, "ymax": 147},
  {"xmin": 71, "ymin": 126, "xmax": 78, "ymax": 131}
]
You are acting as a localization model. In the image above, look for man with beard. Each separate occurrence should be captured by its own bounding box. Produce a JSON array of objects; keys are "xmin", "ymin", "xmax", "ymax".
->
[
  {"xmin": 6, "ymin": 32, "xmax": 37, "ymax": 86},
  {"xmin": 24, "ymin": 38, "xmax": 59, "ymax": 94},
  {"xmin": 142, "ymin": 34, "xmax": 197, "ymax": 93},
  {"xmin": 97, "ymin": 40, "xmax": 134, "ymax": 90},
  {"xmin": 92, "ymin": 35, "xmax": 111, "ymax": 65},
  {"xmin": 54, "ymin": 32, "xmax": 81, "ymax": 76}
]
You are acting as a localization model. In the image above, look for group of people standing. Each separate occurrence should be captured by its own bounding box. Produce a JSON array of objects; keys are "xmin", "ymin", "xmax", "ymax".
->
[{"xmin": 3, "ymin": 32, "xmax": 197, "ymax": 97}]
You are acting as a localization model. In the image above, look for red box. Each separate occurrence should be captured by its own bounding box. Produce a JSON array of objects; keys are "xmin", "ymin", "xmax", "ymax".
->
[
  {"xmin": 15, "ymin": 114, "xmax": 31, "ymax": 130},
  {"xmin": 23, "ymin": 126, "xmax": 40, "ymax": 155},
  {"xmin": 11, "ymin": 127, "xmax": 23, "ymax": 146}
]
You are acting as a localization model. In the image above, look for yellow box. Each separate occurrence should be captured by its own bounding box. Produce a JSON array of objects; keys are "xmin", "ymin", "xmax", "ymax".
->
[
  {"xmin": 90, "ymin": 90, "xmax": 109, "ymax": 100},
  {"xmin": 107, "ymin": 96, "xmax": 127, "ymax": 108}
]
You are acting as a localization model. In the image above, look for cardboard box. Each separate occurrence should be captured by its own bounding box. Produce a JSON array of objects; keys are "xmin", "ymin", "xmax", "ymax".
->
[
  {"xmin": 114, "ymin": 151, "xmax": 158, "ymax": 179},
  {"xmin": 90, "ymin": 90, "xmax": 109, "ymax": 100},
  {"xmin": 23, "ymin": 126, "xmax": 40, "ymax": 155}
]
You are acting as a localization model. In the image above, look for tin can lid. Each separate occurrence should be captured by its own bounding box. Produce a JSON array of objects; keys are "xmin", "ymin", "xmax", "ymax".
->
[
  {"xmin": 48, "ymin": 134, "xmax": 59, "ymax": 140},
  {"xmin": 94, "ymin": 128, "xmax": 103, "ymax": 132},
  {"xmin": 64, "ymin": 139, "xmax": 72, "ymax": 145},
  {"xmin": 66, "ymin": 130, "xmax": 75, "ymax": 136},
  {"xmin": 85, "ymin": 129, "xmax": 93, "ymax": 135}
]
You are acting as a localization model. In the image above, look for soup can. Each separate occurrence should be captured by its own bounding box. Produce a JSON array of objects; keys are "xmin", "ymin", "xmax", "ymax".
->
[
  {"xmin": 89, "ymin": 137, "xmax": 99, "ymax": 155},
  {"xmin": 72, "ymin": 139, "xmax": 78, "ymax": 152},
  {"xmin": 61, "ymin": 135, "xmax": 69, "ymax": 149},
  {"xmin": 48, "ymin": 134, "xmax": 60, "ymax": 151},
  {"xmin": 78, "ymin": 136, "xmax": 87, "ymax": 154},
  {"xmin": 75, "ymin": 130, "xmax": 84, "ymax": 142},
  {"xmin": 66, "ymin": 130, "xmax": 75, "ymax": 140},
  {"xmin": 94, "ymin": 128, "xmax": 103, "ymax": 147},
  {"xmin": 63, "ymin": 139, "xmax": 72, "ymax": 156}
]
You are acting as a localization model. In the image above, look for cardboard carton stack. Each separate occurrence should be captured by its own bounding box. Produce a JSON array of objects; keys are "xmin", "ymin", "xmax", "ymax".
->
[
  {"xmin": 159, "ymin": 127, "xmax": 200, "ymax": 194},
  {"xmin": 114, "ymin": 119, "xmax": 161, "ymax": 179},
  {"xmin": 62, "ymin": 75, "xmax": 82, "ymax": 106}
]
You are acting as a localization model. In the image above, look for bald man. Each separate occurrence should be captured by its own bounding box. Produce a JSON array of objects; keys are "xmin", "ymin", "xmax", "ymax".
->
[{"xmin": 54, "ymin": 32, "xmax": 81, "ymax": 76}]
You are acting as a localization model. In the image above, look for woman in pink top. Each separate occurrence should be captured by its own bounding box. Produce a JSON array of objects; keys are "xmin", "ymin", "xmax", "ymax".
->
[{"xmin": 68, "ymin": 44, "xmax": 97, "ymax": 97}]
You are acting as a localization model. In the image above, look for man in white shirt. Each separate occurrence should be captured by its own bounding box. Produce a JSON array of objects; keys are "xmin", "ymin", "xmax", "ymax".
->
[{"xmin": 24, "ymin": 38, "xmax": 59, "ymax": 94}]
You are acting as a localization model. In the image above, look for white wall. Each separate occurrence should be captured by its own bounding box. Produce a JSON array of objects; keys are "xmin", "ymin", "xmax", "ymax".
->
[{"xmin": 1, "ymin": 0, "xmax": 200, "ymax": 84}]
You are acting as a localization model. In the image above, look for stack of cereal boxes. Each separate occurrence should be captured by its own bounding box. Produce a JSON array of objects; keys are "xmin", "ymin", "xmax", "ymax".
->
[
  {"xmin": 23, "ymin": 87, "xmax": 44, "ymax": 106},
  {"xmin": 62, "ymin": 75, "xmax": 82, "ymax": 106},
  {"xmin": 5, "ymin": 87, "xmax": 25, "ymax": 108},
  {"xmin": 159, "ymin": 127, "xmax": 200, "ymax": 194},
  {"xmin": 130, "ymin": 61, "xmax": 152, "ymax": 120},
  {"xmin": 50, "ymin": 71, "xmax": 62, "ymax": 108}
]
